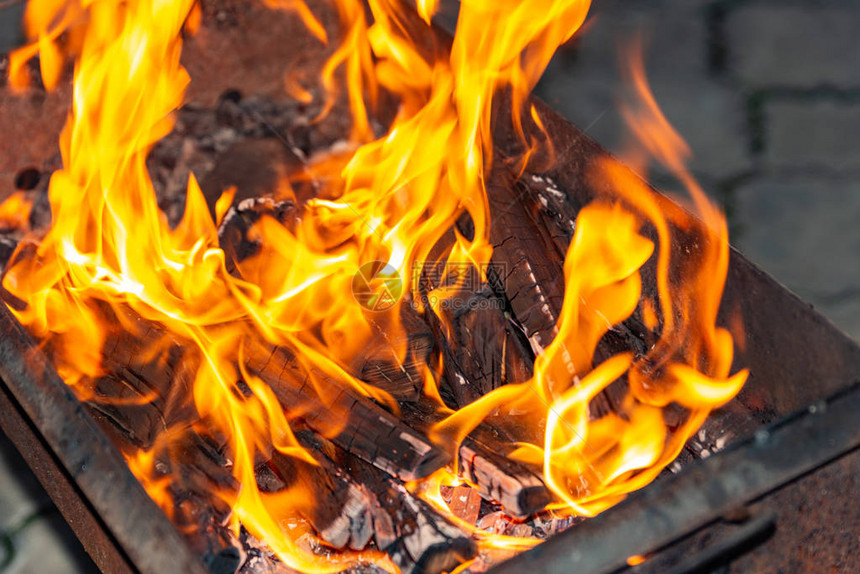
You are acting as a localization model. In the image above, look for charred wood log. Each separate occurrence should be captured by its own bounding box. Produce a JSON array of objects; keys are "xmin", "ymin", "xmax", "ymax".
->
[
  {"xmin": 414, "ymin": 241, "xmax": 534, "ymax": 409},
  {"xmin": 95, "ymin": 305, "xmax": 546, "ymax": 521},
  {"xmin": 244, "ymin": 339, "xmax": 448, "ymax": 481},
  {"xmin": 457, "ymin": 437, "xmax": 549, "ymax": 519},
  {"xmin": 481, "ymin": 168, "xmax": 566, "ymax": 356},
  {"xmin": 401, "ymin": 401, "xmax": 551, "ymax": 519},
  {"xmin": 683, "ymin": 400, "xmax": 763, "ymax": 460},
  {"xmin": 264, "ymin": 428, "xmax": 483, "ymax": 574},
  {"xmin": 489, "ymin": 107, "xmax": 764, "ymax": 449},
  {"xmin": 94, "ymin": 325, "xmax": 198, "ymax": 449},
  {"xmin": 434, "ymin": 285, "xmax": 534, "ymax": 408},
  {"xmin": 358, "ymin": 305, "xmax": 435, "ymax": 403},
  {"xmin": 88, "ymin": 318, "xmax": 473, "ymax": 568},
  {"xmin": 410, "ymin": 245, "xmax": 550, "ymax": 516},
  {"xmin": 89, "ymin": 317, "xmax": 475, "ymax": 567},
  {"xmin": 80, "ymin": 350, "xmax": 246, "ymax": 570},
  {"xmin": 323, "ymin": 435, "xmax": 478, "ymax": 574},
  {"xmin": 265, "ymin": 433, "xmax": 374, "ymax": 551},
  {"xmin": 262, "ymin": 429, "xmax": 479, "ymax": 573},
  {"xmin": 499, "ymin": 158, "xmax": 763, "ymax": 448},
  {"xmin": 217, "ymin": 196, "xmax": 300, "ymax": 276},
  {"xmin": 219, "ymin": 196, "xmax": 432, "ymax": 403},
  {"xmin": 168, "ymin": 433, "xmax": 246, "ymax": 573},
  {"xmin": 92, "ymin": 306, "xmax": 449, "ymax": 483}
]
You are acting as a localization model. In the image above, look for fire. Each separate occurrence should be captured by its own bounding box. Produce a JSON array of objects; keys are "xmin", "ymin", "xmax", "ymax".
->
[
  {"xmin": 3, "ymin": 0, "xmax": 747, "ymax": 572},
  {"xmin": 0, "ymin": 192, "xmax": 34, "ymax": 231}
]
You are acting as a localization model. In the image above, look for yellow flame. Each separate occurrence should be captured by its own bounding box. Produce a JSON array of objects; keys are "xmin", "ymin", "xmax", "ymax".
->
[
  {"xmin": 0, "ymin": 192, "xmax": 34, "ymax": 231},
  {"xmin": 4, "ymin": 0, "xmax": 747, "ymax": 571}
]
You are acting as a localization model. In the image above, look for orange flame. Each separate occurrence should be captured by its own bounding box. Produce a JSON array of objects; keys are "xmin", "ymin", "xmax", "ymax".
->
[
  {"xmin": 3, "ymin": 0, "xmax": 746, "ymax": 571},
  {"xmin": 0, "ymin": 192, "xmax": 34, "ymax": 231}
]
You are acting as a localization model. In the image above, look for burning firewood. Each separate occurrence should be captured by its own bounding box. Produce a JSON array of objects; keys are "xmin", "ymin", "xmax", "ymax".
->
[
  {"xmin": 245, "ymin": 340, "xmax": 449, "ymax": 482},
  {"xmin": 263, "ymin": 430, "xmax": 478, "ymax": 574},
  {"xmin": 265, "ymin": 435, "xmax": 374, "ymax": 551},
  {"xmin": 80, "ymin": 306, "xmax": 478, "ymax": 568},
  {"xmin": 401, "ymin": 401, "xmax": 551, "ymax": 519},
  {"xmin": 325, "ymin": 437, "xmax": 478, "ymax": 574},
  {"xmin": 429, "ymin": 284, "xmax": 534, "ymax": 409},
  {"xmin": 357, "ymin": 306, "xmax": 435, "ymax": 403},
  {"xmin": 481, "ymin": 170, "xmax": 567, "ymax": 357},
  {"xmin": 91, "ymin": 304, "xmax": 452, "ymax": 483},
  {"xmin": 86, "ymin": 297, "xmax": 551, "ymax": 523},
  {"xmin": 219, "ymin": 196, "xmax": 433, "ymax": 404},
  {"xmin": 0, "ymin": 0, "xmax": 758, "ymax": 570},
  {"xmin": 213, "ymin": 182, "xmax": 552, "ymax": 518}
]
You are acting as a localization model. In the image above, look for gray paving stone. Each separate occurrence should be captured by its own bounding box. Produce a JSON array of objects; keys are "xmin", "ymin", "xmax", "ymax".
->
[
  {"xmin": 4, "ymin": 513, "xmax": 96, "ymax": 574},
  {"xmin": 0, "ymin": 434, "xmax": 96, "ymax": 574},
  {"xmin": 726, "ymin": 5, "xmax": 860, "ymax": 88},
  {"xmin": 535, "ymin": 0, "xmax": 750, "ymax": 180},
  {"xmin": 0, "ymin": 434, "xmax": 51, "ymax": 532},
  {"xmin": 561, "ymin": 0, "xmax": 710, "ymax": 81},
  {"xmin": 735, "ymin": 176, "xmax": 860, "ymax": 340},
  {"xmin": 765, "ymin": 99, "xmax": 860, "ymax": 172},
  {"xmin": 536, "ymin": 71, "xmax": 751, "ymax": 180},
  {"xmin": 813, "ymin": 296, "xmax": 860, "ymax": 343},
  {"xmin": 0, "ymin": 5, "xmax": 24, "ymax": 54}
]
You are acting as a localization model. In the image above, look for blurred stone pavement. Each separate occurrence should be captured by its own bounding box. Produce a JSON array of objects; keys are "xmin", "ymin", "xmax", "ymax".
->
[
  {"xmin": 535, "ymin": 0, "xmax": 860, "ymax": 340},
  {"xmin": 1, "ymin": 0, "xmax": 860, "ymax": 572}
]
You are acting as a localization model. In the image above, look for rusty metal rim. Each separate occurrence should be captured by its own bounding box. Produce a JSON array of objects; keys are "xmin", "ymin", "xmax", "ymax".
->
[
  {"xmin": 487, "ymin": 382, "xmax": 860, "ymax": 574},
  {"xmin": 0, "ymin": 302, "xmax": 208, "ymax": 574}
]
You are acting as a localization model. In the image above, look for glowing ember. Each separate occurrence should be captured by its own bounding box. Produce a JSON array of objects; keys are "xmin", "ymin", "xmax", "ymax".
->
[{"xmin": 3, "ymin": 0, "xmax": 747, "ymax": 572}]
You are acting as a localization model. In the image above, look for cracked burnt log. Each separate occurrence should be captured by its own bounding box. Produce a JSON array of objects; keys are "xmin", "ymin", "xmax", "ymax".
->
[
  {"xmin": 414, "ymin": 231, "xmax": 534, "ymax": 409},
  {"xmin": 79, "ymin": 307, "xmax": 471, "ymax": 569},
  {"xmin": 408, "ymin": 233, "xmax": 550, "ymax": 517},
  {"xmin": 74, "ymin": 307, "xmax": 475, "ymax": 571},
  {"xmin": 324, "ymin": 435, "xmax": 478, "ymax": 574},
  {"xmin": 218, "ymin": 194, "xmax": 432, "ymax": 403},
  {"xmin": 217, "ymin": 195, "xmax": 301, "ymax": 275},
  {"xmin": 264, "ymin": 432, "xmax": 374, "ymax": 551},
  {"xmin": 430, "ymin": 282, "xmax": 534, "ymax": 409},
  {"xmin": 443, "ymin": 286, "xmax": 533, "ymax": 404},
  {"xmin": 489, "ymin": 162, "xmax": 760, "ymax": 458},
  {"xmin": 482, "ymin": 167, "xmax": 567, "ymax": 357},
  {"xmin": 243, "ymin": 338, "xmax": 448, "ymax": 482},
  {"xmin": 490, "ymin": 99, "xmax": 762, "ymax": 458},
  {"xmin": 61, "ymin": 321, "xmax": 249, "ymax": 570},
  {"xmin": 85, "ymin": 373, "xmax": 244, "ymax": 570},
  {"xmin": 168, "ymin": 432, "xmax": 247, "ymax": 573},
  {"xmin": 401, "ymin": 400, "xmax": 550, "ymax": 519},
  {"xmin": 261, "ymin": 429, "xmax": 477, "ymax": 573},
  {"xmin": 358, "ymin": 305, "xmax": 435, "ymax": 403},
  {"xmin": 83, "ymin": 302, "xmax": 450, "ymax": 484}
]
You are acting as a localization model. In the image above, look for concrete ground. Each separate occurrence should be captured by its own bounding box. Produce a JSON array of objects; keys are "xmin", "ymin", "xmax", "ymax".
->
[{"xmin": 1, "ymin": 0, "xmax": 860, "ymax": 572}]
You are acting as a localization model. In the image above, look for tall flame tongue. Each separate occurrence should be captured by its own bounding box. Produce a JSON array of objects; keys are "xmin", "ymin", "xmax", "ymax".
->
[{"xmin": 4, "ymin": 0, "xmax": 746, "ymax": 570}]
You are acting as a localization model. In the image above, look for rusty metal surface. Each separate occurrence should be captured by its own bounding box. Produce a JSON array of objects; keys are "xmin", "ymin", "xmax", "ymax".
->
[
  {"xmin": 0, "ymin": 303, "xmax": 209, "ymax": 574},
  {"xmin": 488, "ymin": 382, "xmax": 860, "ymax": 574},
  {"xmin": 496, "ymin": 97, "xmax": 860, "ymax": 426},
  {"xmin": 631, "ymin": 449, "xmax": 860, "ymax": 574},
  {"xmin": 0, "ymin": 0, "xmax": 342, "ymax": 204}
]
